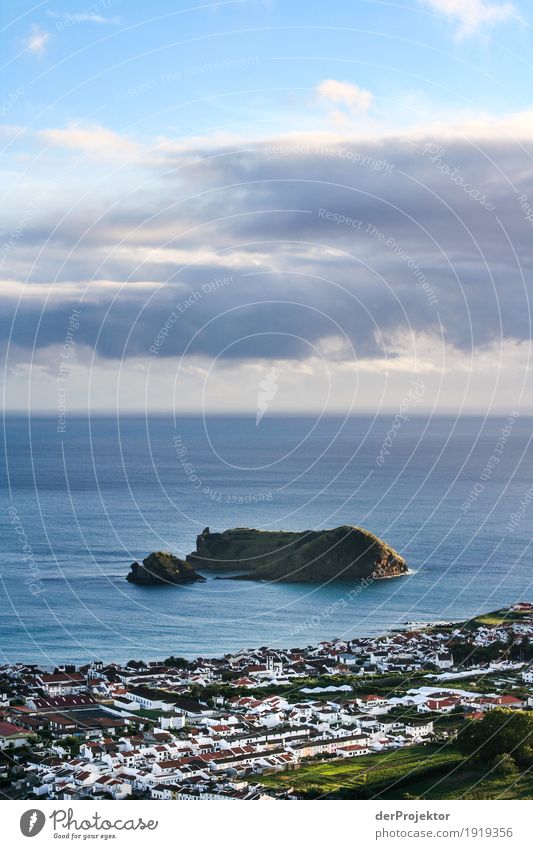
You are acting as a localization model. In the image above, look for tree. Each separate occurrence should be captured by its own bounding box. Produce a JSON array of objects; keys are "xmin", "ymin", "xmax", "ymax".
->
[
  {"xmin": 163, "ymin": 656, "xmax": 188, "ymax": 669},
  {"xmin": 63, "ymin": 735, "xmax": 80, "ymax": 756},
  {"xmin": 458, "ymin": 709, "xmax": 533, "ymax": 767},
  {"xmin": 521, "ymin": 636, "xmax": 533, "ymax": 661},
  {"xmin": 491, "ymin": 753, "xmax": 518, "ymax": 777}
]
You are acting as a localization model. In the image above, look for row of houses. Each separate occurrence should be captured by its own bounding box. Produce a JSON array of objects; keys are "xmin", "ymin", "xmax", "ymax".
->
[{"xmin": 2, "ymin": 602, "xmax": 533, "ymax": 799}]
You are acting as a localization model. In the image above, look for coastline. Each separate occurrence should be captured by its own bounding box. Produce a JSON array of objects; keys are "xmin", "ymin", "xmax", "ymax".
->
[{"xmin": 2, "ymin": 602, "xmax": 533, "ymax": 801}]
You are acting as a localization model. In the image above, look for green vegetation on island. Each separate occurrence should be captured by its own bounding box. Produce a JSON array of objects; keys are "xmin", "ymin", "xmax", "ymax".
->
[
  {"xmin": 126, "ymin": 551, "xmax": 205, "ymax": 585},
  {"xmin": 187, "ymin": 525, "xmax": 408, "ymax": 582}
]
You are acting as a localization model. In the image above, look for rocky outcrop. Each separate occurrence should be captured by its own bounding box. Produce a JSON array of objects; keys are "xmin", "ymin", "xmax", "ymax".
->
[
  {"xmin": 186, "ymin": 526, "xmax": 407, "ymax": 583},
  {"xmin": 126, "ymin": 551, "xmax": 205, "ymax": 585}
]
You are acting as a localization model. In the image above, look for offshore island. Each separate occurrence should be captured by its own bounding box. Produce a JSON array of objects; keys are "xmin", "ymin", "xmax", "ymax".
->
[
  {"xmin": 2, "ymin": 603, "xmax": 533, "ymax": 801},
  {"xmin": 126, "ymin": 525, "xmax": 408, "ymax": 585}
]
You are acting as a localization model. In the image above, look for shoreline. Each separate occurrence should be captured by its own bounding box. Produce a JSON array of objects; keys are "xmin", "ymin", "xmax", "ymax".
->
[
  {"xmin": 2, "ymin": 601, "xmax": 532, "ymax": 801},
  {"xmin": 5, "ymin": 602, "xmax": 529, "ymax": 670}
]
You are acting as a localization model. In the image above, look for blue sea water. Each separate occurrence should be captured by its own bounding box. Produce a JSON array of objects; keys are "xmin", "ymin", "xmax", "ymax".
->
[{"xmin": 1, "ymin": 414, "xmax": 532, "ymax": 665}]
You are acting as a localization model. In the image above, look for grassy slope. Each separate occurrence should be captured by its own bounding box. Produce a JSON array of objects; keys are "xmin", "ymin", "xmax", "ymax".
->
[
  {"xmin": 255, "ymin": 745, "xmax": 461, "ymax": 799},
  {"xmin": 254, "ymin": 745, "xmax": 533, "ymax": 799},
  {"xmin": 464, "ymin": 607, "xmax": 532, "ymax": 628}
]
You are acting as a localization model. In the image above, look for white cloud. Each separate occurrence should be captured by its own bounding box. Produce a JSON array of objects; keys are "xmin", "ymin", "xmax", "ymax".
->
[
  {"xmin": 12, "ymin": 337, "xmax": 531, "ymax": 414},
  {"xmin": 0, "ymin": 280, "xmax": 160, "ymax": 301},
  {"xmin": 24, "ymin": 24, "xmax": 50, "ymax": 56},
  {"xmin": 419, "ymin": 0, "xmax": 518, "ymax": 38},
  {"xmin": 5, "ymin": 106, "xmax": 533, "ymax": 415},
  {"xmin": 38, "ymin": 123, "xmax": 142, "ymax": 160},
  {"xmin": 316, "ymin": 79, "xmax": 373, "ymax": 113}
]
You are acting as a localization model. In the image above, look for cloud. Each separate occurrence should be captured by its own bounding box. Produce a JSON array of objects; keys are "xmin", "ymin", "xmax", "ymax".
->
[
  {"xmin": 24, "ymin": 25, "xmax": 50, "ymax": 56},
  {"xmin": 38, "ymin": 123, "xmax": 142, "ymax": 160},
  {"xmin": 316, "ymin": 79, "xmax": 373, "ymax": 113},
  {"xmin": 3, "ymin": 116, "xmax": 533, "ymax": 386},
  {"xmin": 419, "ymin": 0, "xmax": 518, "ymax": 38}
]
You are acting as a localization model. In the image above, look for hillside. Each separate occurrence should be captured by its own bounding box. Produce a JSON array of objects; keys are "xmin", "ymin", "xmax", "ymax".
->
[{"xmin": 186, "ymin": 525, "xmax": 407, "ymax": 583}]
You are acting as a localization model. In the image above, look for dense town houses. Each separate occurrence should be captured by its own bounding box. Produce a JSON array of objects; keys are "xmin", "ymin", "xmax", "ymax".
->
[{"xmin": 1, "ymin": 603, "xmax": 533, "ymax": 800}]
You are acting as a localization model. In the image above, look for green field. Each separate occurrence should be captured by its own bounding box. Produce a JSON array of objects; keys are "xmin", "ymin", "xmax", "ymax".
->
[
  {"xmin": 254, "ymin": 745, "xmax": 533, "ymax": 799},
  {"xmin": 255, "ymin": 745, "xmax": 462, "ymax": 799},
  {"xmin": 471, "ymin": 613, "xmax": 512, "ymax": 626},
  {"xmin": 464, "ymin": 607, "xmax": 532, "ymax": 628}
]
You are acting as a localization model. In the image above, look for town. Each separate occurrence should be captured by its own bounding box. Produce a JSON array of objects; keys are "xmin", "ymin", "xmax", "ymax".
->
[{"xmin": 2, "ymin": 603, "xmax": 533, "ymax": 801}]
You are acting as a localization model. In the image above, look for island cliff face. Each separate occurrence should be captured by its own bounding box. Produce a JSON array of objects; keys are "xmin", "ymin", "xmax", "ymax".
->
[
  {"xmin": 186, "ymin": 526, "xmax": 407, "ymax": 583},
  {"xmin": 127, "ymin": 551, "xmax": 206, "ymax": 585}
]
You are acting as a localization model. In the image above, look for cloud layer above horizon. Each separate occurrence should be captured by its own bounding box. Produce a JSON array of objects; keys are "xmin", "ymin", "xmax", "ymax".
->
[
  {"xmin": 2, "ymin": 1, "xmax": 533, "ymax": 413},
  {"xmin": 3, "ymin": 123, "xmax": 533, "ymax": 352}
]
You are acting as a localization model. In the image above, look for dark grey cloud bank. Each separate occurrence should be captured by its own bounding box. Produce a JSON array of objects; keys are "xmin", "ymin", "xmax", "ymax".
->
[{"xmin": 2, "ymin": 135, "xmax": 532, "ymax": 365}]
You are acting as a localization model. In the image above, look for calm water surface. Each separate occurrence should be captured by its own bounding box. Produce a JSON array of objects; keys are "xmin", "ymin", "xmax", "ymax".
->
[{"xmin": 1, "ymin": 414, "xmax": 532, "ymax": 664}]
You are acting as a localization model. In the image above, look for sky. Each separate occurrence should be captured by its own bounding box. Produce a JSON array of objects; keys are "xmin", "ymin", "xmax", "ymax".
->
[{"xmin": 1, "ymin": 0, "xmax": 533, "ymax": 414}]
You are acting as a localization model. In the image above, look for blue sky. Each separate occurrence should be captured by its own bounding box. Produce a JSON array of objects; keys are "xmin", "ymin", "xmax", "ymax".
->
[
  {"xmin": 3, "ymin": 1, "xmax": 533, "ymax": 139},
  {"xmin": 2, "ymin": 1, "xmax": 533, "ymax": 414}
]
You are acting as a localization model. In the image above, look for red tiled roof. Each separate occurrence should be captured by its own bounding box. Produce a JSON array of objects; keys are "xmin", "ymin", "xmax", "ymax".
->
[
  {"xmin": 0, "ymin": 721, "xmax": 29, "ymax": 737},
  {"xmin": 40, "ymin": 672, "xmax": 85, "ymax": 684}
]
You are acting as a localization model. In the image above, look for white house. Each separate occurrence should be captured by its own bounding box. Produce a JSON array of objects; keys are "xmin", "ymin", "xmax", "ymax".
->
[
  {"xmin": 0, "ymin": 721, "xmax": 36, "ymax": 750},
  {"xmin": 160, "ymin": 714, "xmax": 186, "ymax": 731},
  {"xmin": 37, "ymin": 672, "xmax": 86, "ymax": 695},
  {"xmin": 338, "ymin": 744, "xmax": 371, "ymax": 758},
  {"xmin": 432, "ymin": 652, "xmax": 454, "ymax": 669},
  {"xmin": 405, "ymin": 720, "xmax": 434, "ymax": 738},
  {"xmin": 522, "ymin": 665, "xmax": 533, "ymax": 684},
  {"xmin": 356, "ymin": 694, "xmax": 388, "ymax": 714}
]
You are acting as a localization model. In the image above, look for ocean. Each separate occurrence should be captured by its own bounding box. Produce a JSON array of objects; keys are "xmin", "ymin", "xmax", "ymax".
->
[{"xmin": 1, "ymin": 413, "xmax": 531, "ymax": 665}]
